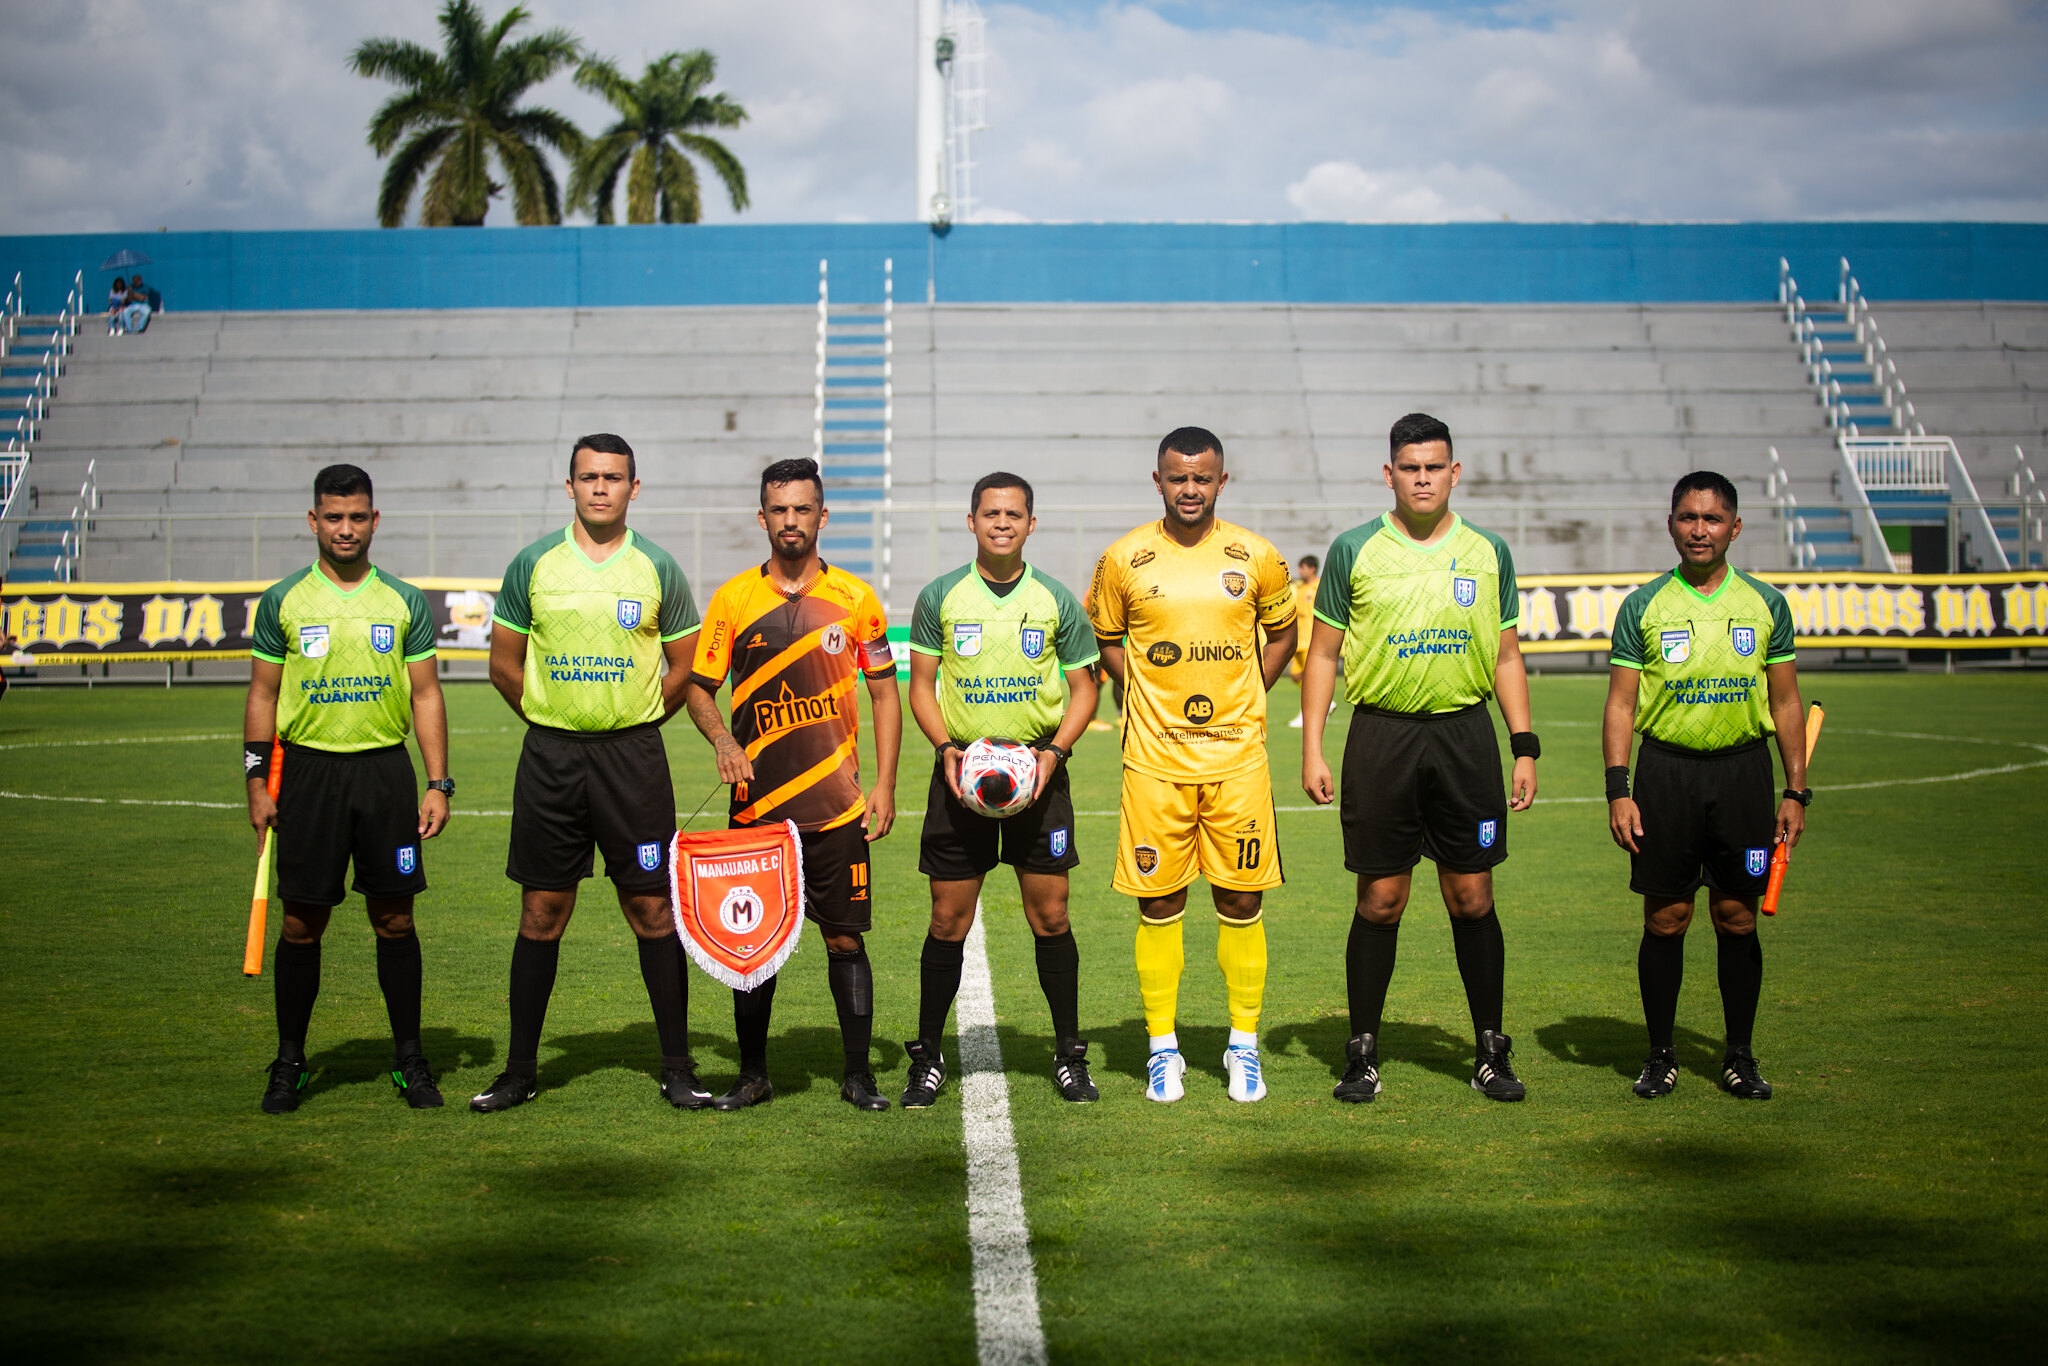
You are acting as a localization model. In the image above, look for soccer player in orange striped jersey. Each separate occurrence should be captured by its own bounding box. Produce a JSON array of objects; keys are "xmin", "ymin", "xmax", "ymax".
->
[
  {"xmin": 683, "ymin": 457, "xmax": 903, "ymax": 1112},
  {"xmin": 1088, "ymin": 427, "xmax": 1297, "ymax": 1104}
]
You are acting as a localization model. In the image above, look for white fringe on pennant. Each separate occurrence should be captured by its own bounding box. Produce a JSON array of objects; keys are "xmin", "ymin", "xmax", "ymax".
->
[{"xmin": 668, "ymin": 819, "xmax": 806, "ymax": 992}]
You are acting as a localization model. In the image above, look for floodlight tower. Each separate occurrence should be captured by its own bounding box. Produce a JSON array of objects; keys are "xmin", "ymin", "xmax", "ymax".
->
[{"xmin": 915, "ymin": 0, "xmax": 988, "ymax": 226}]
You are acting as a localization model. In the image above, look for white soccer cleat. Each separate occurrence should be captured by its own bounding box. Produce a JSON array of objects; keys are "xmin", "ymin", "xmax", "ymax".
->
[
  {"xmin": 1224, "ymin": 1044, "xmax": 1267, "ymax": 1103},
  {"xmin": 1286, "ymin": 709, "xmax": 1305, "ymax": 728},
  {"xmin": 1144, "ymin": 1048, "xmax": 1187, "ymax": 1103}
]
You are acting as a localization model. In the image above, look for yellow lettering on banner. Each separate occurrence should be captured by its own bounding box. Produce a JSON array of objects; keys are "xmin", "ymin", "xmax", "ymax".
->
[
  {"xmin": 1965, "ymin": 585, "xmax": 1994, "ymax": 635},
  {"xmin": 2001, "ymin": 583, "xmax": 2048, "ymax": 634},
  {"xmin": 140, "ymin": 596, "xmax": 188, "ymax": 646},
  {"xmin": 1896, "ymin": 586, "xmax": 1925, "ymax": 633},
  {"xmin": 182, "ymin": 595, "xmax": 226, "ymax": 646},
  {"xmin": 1517, "ymin": 587, "xmax": 1560, "ymax": 640},
  {"xmin": 5, "ymin": 599, "xmax": 45, "ymax": 645},
  {"xmin": 83, "ymin": 597, "xmax": 122, "ymax": 646},
  {"xmin": 1565, "ymin": 586, "xmax": 1603, "ymax": 638},
  {"xmin": 1933, "ymin": 586, "xmax": 1966, "ymax": 634},
  {"xmin": 1867, "ymin": 588, "xmax": 1895, "ymax": 632},
  {"xmin": 1841, "ymin": 587, "xmax": 1868, "ymax": 632},
  {"xmin": 1781, "ymin": 583, "xmax": 1827, "ymax": 634},
  {"xmin": 43, "ymin": 597, "xmax": 85, "ymax": 648},
  {"xmin": 241, "ymin": 596, "xmax": 263, "ymax": 640}
]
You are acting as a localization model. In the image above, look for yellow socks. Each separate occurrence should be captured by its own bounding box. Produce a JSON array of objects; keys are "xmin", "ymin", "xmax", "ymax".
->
[
  {"xmin": 1134, "ymin": 913, "xmax": 1185, "ymax": 1040},
  {"xmin": 1215, "ymin": 913, "xmax": 1268, "ymax": 1035}
]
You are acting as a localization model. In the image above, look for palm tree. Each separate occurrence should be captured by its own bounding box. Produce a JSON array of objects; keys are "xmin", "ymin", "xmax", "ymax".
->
[
  {"xmin": 351, "ymin": 1, "xmax": 583, "ymax": 227},
  {"xmin": 569, "ymin": 51, "xmax": 749, "ymax": 224}
]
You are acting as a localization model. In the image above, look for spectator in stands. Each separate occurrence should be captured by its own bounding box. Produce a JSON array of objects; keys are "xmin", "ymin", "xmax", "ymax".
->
[
  {"xmin": 106, "ymin": 276, "xmax": 131, "ymax": 331},
  {"xmin": 120, "ymin": 274, "xmax": 153, "ymax": 334}
]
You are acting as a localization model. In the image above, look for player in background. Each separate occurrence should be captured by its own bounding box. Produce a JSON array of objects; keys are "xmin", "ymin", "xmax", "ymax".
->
[
  {"xmin": 1604, "ymin": 471, "xmax": 1808, "ymax": 1100},
  {"xmin": 1301, "ymin": 413, "xmax": 1539, "ymax": 1104},
  {"xmin": 1286, "ymin": 554, "xmax": 1321, "ymax": 728},
  {"xmin": 1090, "ymin": 428, "xmax": 1296, "ymax": 1104},
  {"xmin": 683, "ymin": 457, "xmax": 902, "ymax": 1112},
  {"xmin": 244, "ymin": 463, "xmax": 450, "ymax": 1113},
  {"xmin": 903, "ymin": 472, "xmax": 1101, "ymax": 1108},
  {"xmin": 470, "ymin": 434, "xmax": 706, "ymax": 1113}
]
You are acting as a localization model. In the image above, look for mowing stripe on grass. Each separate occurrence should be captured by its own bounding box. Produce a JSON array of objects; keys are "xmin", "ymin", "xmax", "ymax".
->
[{"xmin": 958, "ymin": 909, "xmax": 1047, "ymax": 1366}]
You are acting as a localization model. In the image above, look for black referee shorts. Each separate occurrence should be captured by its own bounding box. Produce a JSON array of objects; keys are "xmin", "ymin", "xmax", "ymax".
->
[
  {"xmin": 508, "ymin": 723, "xmax": 676, "ymax": 895},
  {"xmin": 1340, "ymin": 702, "xmax": 1508, "ymax": 877},
  {"xmin": 1629, "ymin": 735, "xmax": 1776, "ymax": 899},
  {"xmin": 918, "ymin": 752, "xmax": 1080, "ymax": 881},
  {"xmin": 275, "ymin": 742, "xmax": 426, "ymax": 907}
]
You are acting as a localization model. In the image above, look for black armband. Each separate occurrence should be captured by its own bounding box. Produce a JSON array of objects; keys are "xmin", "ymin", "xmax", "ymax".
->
[
  {"xmin": 244, "ymin": 740, "xmax": 273, "ymax": 780},
  {"xmin": 1605, "ymin": 766, "xmax": 1632, "ymax": 802},
  {"xmin": 1509, "ymin": 731, "xmax": 1541, "ymax": 761}
]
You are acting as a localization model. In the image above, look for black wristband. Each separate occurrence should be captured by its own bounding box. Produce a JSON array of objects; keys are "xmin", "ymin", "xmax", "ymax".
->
[
  {"xmin": 1605, "ymin": 766, "xmax": 1632, "ymax": 802},
  {"xmin": 1509, "ymin": 731, "xmax": 1541, "ymax": 760},
  {"xmin": 244, "ymin": 740, "xmax": 272, "ymax": 780}
]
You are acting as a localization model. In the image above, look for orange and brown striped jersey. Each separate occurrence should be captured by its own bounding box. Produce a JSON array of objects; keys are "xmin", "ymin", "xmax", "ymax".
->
[{"xmin": 691, "ymin": 562, "xmax": 895, "ymax": 832}]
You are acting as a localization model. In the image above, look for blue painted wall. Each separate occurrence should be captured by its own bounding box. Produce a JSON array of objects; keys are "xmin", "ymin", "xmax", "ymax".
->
[{"xmin": 6, "ymin": 221, "xmax": 2044, "ymax": 313}]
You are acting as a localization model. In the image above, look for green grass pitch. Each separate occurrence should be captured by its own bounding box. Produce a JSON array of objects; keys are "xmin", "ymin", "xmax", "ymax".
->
[{"xmin": 1, "ymin": 673, "xmax": 2044, "ymax": 1363}]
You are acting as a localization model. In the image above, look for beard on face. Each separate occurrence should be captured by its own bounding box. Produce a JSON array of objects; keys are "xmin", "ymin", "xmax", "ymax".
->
[
  {"xmin": 772, "ymin": 529, "xmax": 814, "ymax": 561},
  {"xmin": 323, "ymin": 538, "xmax": 368, "ymax": 564}
]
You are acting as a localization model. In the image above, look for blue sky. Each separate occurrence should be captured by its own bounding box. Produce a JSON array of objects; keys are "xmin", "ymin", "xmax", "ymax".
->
[{"xmin": 2, "ymin": 1, "xmax": 2043, "ymax": 233}]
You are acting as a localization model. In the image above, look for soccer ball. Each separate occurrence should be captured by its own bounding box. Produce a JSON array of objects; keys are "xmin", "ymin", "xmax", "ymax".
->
[{"xmin": 958, "ymin": 738, "xmax": 1040, "ymax": 818}]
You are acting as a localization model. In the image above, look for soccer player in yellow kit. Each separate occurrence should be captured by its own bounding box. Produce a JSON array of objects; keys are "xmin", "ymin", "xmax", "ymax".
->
[{"xmin": 1089, "ymin": 427, "xmax": 1296, "ymax": 1103}]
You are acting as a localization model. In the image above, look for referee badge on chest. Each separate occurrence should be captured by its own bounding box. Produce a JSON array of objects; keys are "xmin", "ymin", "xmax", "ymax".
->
[
  {"xmin": 1659, "ymin": 629, "xmax": 1691, "ymax": 664},
  {"xmin": 1453, "ymin": 576, "xmax": 1477, "ymax": 608},
  {"xmin": 370, "ymin": 623, "xmax": 395, "ymax": 654},
  {"xmin": 954, "ymin": 622, "xmax": 983, "ymax": 657},
  {"xmin": 1020, "ymin": 626, "xmax": 1045, "ymax": 660},
  {"xmin": 616, "ymin": 598, "xmax": 643, "ymax": 630},
  {"xmin": 1731, "ymin": 625, "xmax": 1757, "ymax": 657},
  {"xmin": 299, "ymin": 624, "xmax": 329, "ymax": 659}
]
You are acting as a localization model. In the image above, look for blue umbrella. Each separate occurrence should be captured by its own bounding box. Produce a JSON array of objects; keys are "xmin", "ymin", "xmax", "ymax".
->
[{"xmin": 98, "ymin": 248, "xmax": 153, "ymax": 272}]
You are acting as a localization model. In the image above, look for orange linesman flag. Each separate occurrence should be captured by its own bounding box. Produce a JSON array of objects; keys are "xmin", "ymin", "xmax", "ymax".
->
[{"xmin": 669, "ymin": 821, "xmax": 805, "ymax": 991}]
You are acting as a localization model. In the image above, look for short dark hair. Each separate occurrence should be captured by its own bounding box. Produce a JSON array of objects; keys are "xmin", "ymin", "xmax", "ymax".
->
[
  {"xmin": 1671, "ymin": 470, "xmax": 1740, "ymax": 514},
  {"xmin": 570, "ymin": 432, "xmax": 636, "ymax": 481},
  {"xmin": 760, "ymin": 456, "xmax": 823, "ymax": 505},
  {"xmin": 313, "ymin": 463, "xmax": 373, "ymax": 505},
  {"xmin": 971, "ymin": 471, "xmax": 1034, "ymax": 517},
  {"xmin": 1299, "ymin": 554, "xmax": 1319, "ymax": 571},
  {"xmin": 1389, "ymin": 413, "xmax": 1453, "ymax": 460},
  {"xmin": 1158, "ymin": 426, "xmax": 1224, "ymax": 462}
]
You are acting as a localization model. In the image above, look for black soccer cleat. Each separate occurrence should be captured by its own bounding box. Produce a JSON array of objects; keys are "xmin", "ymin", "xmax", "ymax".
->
[
  {"xmin": 1633, "ymin": 1048, "xmax": 1679, "ymax": 1099},
  {"xmin": 1720, "ymin": 1047, "xmax": 1773, "ymax": 1100},
  {"xmin": 901, "ymin": 1040, "xmax": 947, "ymax": 1109},
  {"xmin": 391, "ymin": 1052, "xmax": 444, "ymax": 1109},
  {"xmin": 469, "ymin": 1070, "xmax": 538, "ymax": 1113},
  {"xmin": 660, "ymin": 1060, "xmax": 714, "ymax": 1110},
  {"xmin": 1333, "ymin": 1033, "xmax": 1382, "ymax": 1104},
  {"xmin": 1471, "ymin": 1030, "xmax": 1527, "ymax": 1102},
  {"xmin": 711, "ymin": 1073, "xmax": 774, "ymax": 1111},
  {"xmin": 842, "ymin": 1070, "xmax": 891, "ymax": 1111},
  {"xmin": 1052, "ymin": 1040, "xmax": 1099, "ymax": 1103},
  {"xmin": 261, "ymin": 1056, "xmax": 311, "ymax": 1114}
]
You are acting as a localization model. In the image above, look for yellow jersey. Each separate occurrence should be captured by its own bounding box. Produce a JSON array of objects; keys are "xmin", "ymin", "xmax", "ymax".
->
[{"xmin": 1087, "ymin": 518, "xmax": 1294, "ymax": 783}]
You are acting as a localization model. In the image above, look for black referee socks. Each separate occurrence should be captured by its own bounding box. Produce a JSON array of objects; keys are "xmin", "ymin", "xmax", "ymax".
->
[
  {"xmin": 1034, "ymin": 930, "xmax": 1081, "ymax": 1048},
  {"xmin": 828, "ymin": 948, "xmax": 875, "ymax": 1075},
  {"xmin": 636, "ymin": 934, "xmax": 691, "ymax": 1064},
  {"xmin": 1450, "ymin": 909, "xmax": 1506, "ymax": 1039},
  {"xmin": 507, "ymin": 935, "xmax": 561, "ymax": 1076},
  {"xmin": 274, "ymin": 936, "xmax": 321, "ymax": 1058},
  {"xmin": 1638, "ymin": 928, "xmax": 1685, "ymax": 1050},
  {"xmin": 1716, "ymin": 928, "xmax": 1763, "ymax": 1051},
  {"xmin": 1346, "ymin": 915, "xmax": 1399, "ymax": 1039},
  {"xmin": 375, "ymin": 929, "xmax": 423, "ymax": 1059},
  {"xmin": 918, "ymin": 934, "xmax": 966, "ymax": 1049}
]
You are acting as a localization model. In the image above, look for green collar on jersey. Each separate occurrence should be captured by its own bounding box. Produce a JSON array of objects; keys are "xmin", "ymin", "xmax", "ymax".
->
[
  {"xmin": 969, "ymin": 562, "xmax": 1034, "ymax": 604},
  {"xmin": 1380, "ymin": 510, "xmax": 1462, "ymax": 553},
  {"xmin": 563, "ymin": 524, "xmax": 635, "ymax": 573},
  {"xmin": 1671, "ymin": 563, "xmax": 1736, "ymax": 605},
  {"xmin": 310, "ymin": 564, "xmax": 381, "ymax": 599}
]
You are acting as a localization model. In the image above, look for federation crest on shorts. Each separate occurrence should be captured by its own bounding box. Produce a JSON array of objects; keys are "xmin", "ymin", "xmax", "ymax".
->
[
  {"xmin": 369, "ymin": 623, "xmax": 395, "ymax": 654},
  {"xmin": 954, "ymin": 622, "xmax": 983, "ymax": 657},
  {"xmin": 638, "ymin": 841, "xmax": 663, "ymax": 872},
  {"xmin": 1732, "ymin": 625, "xmax": 1757, "ymax": 657},
  {"xmin": 1477, "ymin": 820, "xmax": 1498, "ymax": 850},
  {"xmin": 1049, "ymin": 827, "xmax": 1069, "ymax": 858},
  {"xmin": 396, "ymin": 845, "xmax": 417, "ymax": 875},
  {"xmin": 1453, "ymin": 576, "xmax": 1477, "ymax": 608},
  {"xmin": 1746, "ymin": 847, "xmax": 1770, "ymax": 877},
  {"xmin": 1219, "ymin": 570, "xmax": 1248, "ymax": 600},
  {"xmin": 1133, "ymin": 844, "xmax": 1159, "ymax": 876},
  {"xmin": 1660, "ymin": 629, "xmax": 1691, "ymax": 664},
  {"xmin": 299, "ymin": 624, "xmax": 329, "ymax": 659},
  {"xmin": 1020, "ymin": 626, "xmax": 1046, "ymax": 660},
  {"xmin": 617, "ymin": 598, "xmax": 643, "ymax": 629}
]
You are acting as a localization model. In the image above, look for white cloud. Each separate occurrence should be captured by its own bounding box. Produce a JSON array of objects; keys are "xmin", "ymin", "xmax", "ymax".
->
[{"xmin": 1284, "ymin": 161, "xmax": 1547, "ymax": 223}]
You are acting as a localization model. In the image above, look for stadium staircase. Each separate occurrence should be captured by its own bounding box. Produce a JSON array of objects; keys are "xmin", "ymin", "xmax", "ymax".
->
[
  {"xmin": 1, "ymin": 271, "xmax": 91, "ymax": 584},
  {"xmin": 813, "ymin": 258, "xmax": 895, "ymax": 596}
]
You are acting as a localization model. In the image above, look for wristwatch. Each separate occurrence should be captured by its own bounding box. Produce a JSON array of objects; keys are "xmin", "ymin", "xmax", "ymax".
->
[
  {"xmin": 427, "ymin": 778, "xmax": 456, "ymax": 796},
  {"xmin": 1782, "ymin": 787, "xmax": 1812, "ymax": 807},
  {"xmin": 1041, "ymin": 742, "xmax": 1071, "ymax": 767}
]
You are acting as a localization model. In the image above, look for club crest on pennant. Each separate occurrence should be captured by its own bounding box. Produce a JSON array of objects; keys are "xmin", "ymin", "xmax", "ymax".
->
[
  {"xmin": 617, "ymin": 599, "xmax": 643, "ymax": 630},
  {"xmin": 954, "ymin": 623, "xmax": 983, "ymax": 657},
  {"xmin": 1453, "ymin": 576, "xmax": 1477, "ymax": 608},
  {"xmin": 670, "ymin": 821, "xmax": 805, "ymax": 991},
  {"xmin": 1219, "ymin": 570, "xmax": 1248, "ymax": 600},
  {"xmin": 637, "ymin": 841, "xmax": 663, "ymax": 872},
  {"xmin": 1020, "ymin": 626, "xmax": 1046, "ymax": 660},
  {"xmin": 1660, "ymin": 629, "xmax": 1691, "ymax": 664},
  {"xmin": 299, "ymin": 624, "xmax": 329, "ymax": 659},
  {"xmin": 370, "ymin": 623, "xmax": 395, "ymax": 654},
  {"xmin": 1732, "ymin": 625, "xmax": 1756, "ymax": 657},
  {"xmin": 1477, "ymin": 820, "xmax": 1498, "ymax": 850},
  {"xmin": 396, "ymin": 845, "xmax": 417, "ymax": 875},
  {"xmin": 1746, "ymin": 847, "xmax": 1770, "ymax": 877},
  {"xmin": 1134, "ymin": 844, "xmax": 1159, "ymax": 876},
  {"xmin": 1049, "ymin": 827, "xmax": 1069, "ymax": 858}
]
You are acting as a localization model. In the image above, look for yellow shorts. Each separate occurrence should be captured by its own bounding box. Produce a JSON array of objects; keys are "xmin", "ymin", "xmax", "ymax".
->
[{"xmin": 1113, "ymin": 765, "xmax": 1283, "ymax": 897}]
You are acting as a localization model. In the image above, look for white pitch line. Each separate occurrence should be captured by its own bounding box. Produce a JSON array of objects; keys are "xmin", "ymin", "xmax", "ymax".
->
[
  {"xmin": 956, "ymin": 909, "xmax": 1048, "ymax": 1366},
  {"xmin": 0, "ymin": 731, "xmax": 237, "ymax": 751}
]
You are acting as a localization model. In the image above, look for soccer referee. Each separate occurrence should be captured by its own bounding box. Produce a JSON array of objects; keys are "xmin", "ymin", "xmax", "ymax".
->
[
  {"xmin": 1302, "ymin": 413, "xmax": 1539, "ymax": 1104},
  {"xmin": 245, "ymin": 463, "xmax": 450, "ymax": 1113},
  {"xmin": 1604, "ymin": 471, "xmax": 1808, "ymax": 1100},
  {"xmin": 470, "ymin": 434, "xmax": 707, "ymax": 1113}
]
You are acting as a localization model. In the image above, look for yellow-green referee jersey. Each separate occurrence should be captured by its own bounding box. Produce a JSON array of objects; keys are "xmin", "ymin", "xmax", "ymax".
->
[
  {"xmin": 250, "ymin": 564, "xmax": 437, "ymax": 751},
  {"xmin": 1610, "ymin": 568, "xmax": 1796, "ymax": 751},
  {"xmin": 493, "ymin": 528, "xmax": 700, "ymax": 731},
  {"xmin": 910, "ymin": 563, "xmax": 1099, "ymax": 745}
]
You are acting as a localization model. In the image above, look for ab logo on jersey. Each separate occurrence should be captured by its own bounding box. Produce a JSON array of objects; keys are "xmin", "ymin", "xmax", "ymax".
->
[
  {"xmin": 617, "ymin": 598, "xmax": 643, "ymax": 629},
  {"xmin": 370, "ymin": 623, "xmax": 395, "ymax": 654},
  {"xmin": 1477, "ymin": 820, "xmax": 1498, "ymax": 850},
  {"xmin": 397, "ymin": 845, "xmax": 417, "ymax": 875},
  {"xmin": 1660, "ymin": 629, "xmax": 1691, "ymax": 664},
  {"xmin": 1049, "ymin": 828, "xmax": 1069, "ymax": 858},
  {"xmin": 1021, "ymin": 626, "xmax": 1046, "ymax": 660},
  {"xmin": 1732, "ymin": 626, "xmax": 1757, "ymax": 657},
  {"xmin": 299, "ymin": 625, "xmax": 330, "ymax": 659},
  {"xmin": 1453, "ymin": 576, "xmax": 1477, "ymax": 608},
  {"xmin": 1133, "ymin": 844, "xmax": 1159, "ymax": 876},
  {"xmin": 1746, "ymin": 847, "xmax": 1770, "ymax": 877},
  {"xmin": 1183, "ymin": 694, "xmax": 1215, "ymax": 723},
  {"xmin": 1219, "ymin": 570, "xmax": 1248, "ymax": 600},
  {"xmin": 954, "ymin": 622, "xmax": 983, "ymax": 657},
  {"xmin": 638, "ymin": 841, "xmax": 663, "ymax": 872}
]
